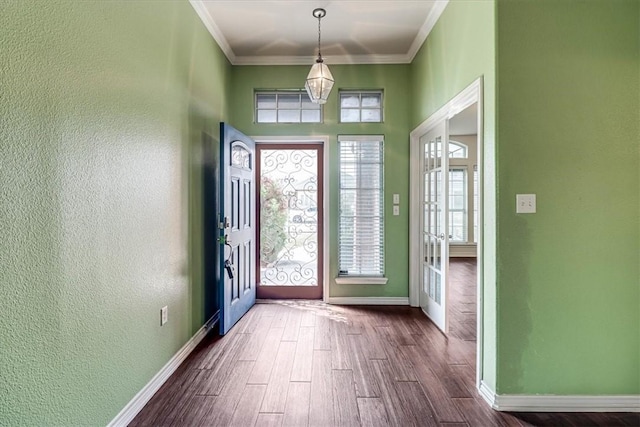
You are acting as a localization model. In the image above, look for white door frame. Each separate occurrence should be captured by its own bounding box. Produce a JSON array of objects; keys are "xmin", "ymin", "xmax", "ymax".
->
[
  {"xmin": 251, "ymin": 135, "xmax": 330, "ymax": 303},
  {"xmin": 409, "ymin": 77, "xmax": 484, "ymax": 386}
]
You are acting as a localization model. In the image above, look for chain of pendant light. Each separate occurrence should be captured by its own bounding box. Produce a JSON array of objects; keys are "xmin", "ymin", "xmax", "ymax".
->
[{"xmin": 316, "ymin": 9, "xmax": 324, "ymax": 62}]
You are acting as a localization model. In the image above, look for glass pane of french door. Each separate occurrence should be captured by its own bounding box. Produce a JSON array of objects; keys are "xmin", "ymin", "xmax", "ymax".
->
[
  {"xmin": 256, "ymin": 144, "xmax": 323, "ymax": 299},
  {"xmin": 419, "ymin": 120, "xmax": 449, "ymax": 333}
]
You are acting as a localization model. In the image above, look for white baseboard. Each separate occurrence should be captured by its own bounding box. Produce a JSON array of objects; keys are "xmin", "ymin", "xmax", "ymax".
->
[
  {"xmin": 479, "ymin": 381, "xmax": 640, "ymax": 412},
  {"xmin": 107, "ymin": 314, "xmax": 219, "ymax": 427},
  {"xmin": 479, "ymin": 381, "xmax": 497, "ymax": 407},
  {"xmin": 326, "ymin": 296, "xmax": 409, "ymax": 305}
]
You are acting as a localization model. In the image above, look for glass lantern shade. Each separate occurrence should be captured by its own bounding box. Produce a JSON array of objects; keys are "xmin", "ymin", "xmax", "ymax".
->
[{"xmin": 305, "ymin": 61, "xmax": 334, "ymax": 104}]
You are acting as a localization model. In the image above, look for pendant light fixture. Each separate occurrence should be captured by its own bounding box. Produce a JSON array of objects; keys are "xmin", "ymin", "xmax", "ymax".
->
[{"xmin": 305, "ymin": 8, "xmax": 334, "ymax": 104}]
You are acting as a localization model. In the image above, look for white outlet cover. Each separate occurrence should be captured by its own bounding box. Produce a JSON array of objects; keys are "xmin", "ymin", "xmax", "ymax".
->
[
  {"xmin": 516, "ymin": 194, "xmax": 536, "ymax": 214},
  {"xmin": 393, "ymin": 205, "xmax": 400, "ymax": 216},
  {"xmin": 393, "ymin": 194, "xmax": 400, "ymax": 204}
]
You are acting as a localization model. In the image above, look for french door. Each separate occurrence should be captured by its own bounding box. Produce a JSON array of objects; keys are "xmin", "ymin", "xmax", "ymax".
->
[
  {"xmin": 419, "ymin": 120, "xmax": 450, "ymax": 332},
  {"xmin": 256, "ymin": 144, "xmax": 323, "ymax": 299},
  {"xmin": 219, "ymin": 123, "xmax": 256, "ymax": 335}
]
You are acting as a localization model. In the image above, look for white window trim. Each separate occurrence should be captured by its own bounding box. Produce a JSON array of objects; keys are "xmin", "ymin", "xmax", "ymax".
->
[
  {"xmin": 337, "ymin": 134, "xmax": 386, "ymax": 282},
  {"xmin": 335, "ymin": 276, "xmax": 388, "ymax": 285},
  {"xmin": 448, "ymin": 166, "xmax": 469, "ymax": 244},
  {"xmin": 255, "ymin": 90, "xmax": 323, "ymax": 124},
  {"xmin": 339, "ymin": 90, "xmax": 384, "ymax": 123}
]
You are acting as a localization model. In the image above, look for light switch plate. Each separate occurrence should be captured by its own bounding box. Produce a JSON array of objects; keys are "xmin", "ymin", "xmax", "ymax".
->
[
  {"xmin": 393, "ymin": 194, "xmax": 400, "ymax": 204},
  {"xmin": 161, "ymin": 306, "xmax": 168, "ymax": 326},
  {"xmin": 516, "ymin": 194, "xmax": 536, "ymax": 213},
  {"xmin": 393, "ymin": 205, "xmax": 400, "ymax": 216}
]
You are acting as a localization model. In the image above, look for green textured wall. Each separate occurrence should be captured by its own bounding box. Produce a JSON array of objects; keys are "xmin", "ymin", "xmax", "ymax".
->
[
  {"xmin": 230, "ymin": 64, "xmax": 411, "ymax": 298},
  {"xmin": 496, "ymin": 0, "xmax": 640, "ymax": 394},
  {"xmin": 2, "ymin": 1, "xmax": 635, "ymax": 425},
  {"xmin": 409, "ymin": 0, "xmax": 497, "ymax": 390},
  {"xmin": 0, "ymin": 1, "xmax": 230, "ymax": 425}
]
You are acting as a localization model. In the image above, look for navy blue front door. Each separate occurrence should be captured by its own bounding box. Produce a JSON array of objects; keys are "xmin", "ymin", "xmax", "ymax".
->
[{"xmin": 219, "ymin": 123, "xmax": 256, "ymax": 335}]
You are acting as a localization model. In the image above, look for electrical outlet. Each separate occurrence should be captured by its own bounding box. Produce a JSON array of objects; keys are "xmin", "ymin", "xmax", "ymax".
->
[
  {"xmin": 161, "ymin": 306, "xmax": 168, "ymax": 326},
  {"xmin": 516, "ymin": 194, "xmax": 536, "ymax": 214},
  {"xmin": 393, "ymin": 205, "xmax": 400, "ymax": 216},
  {"xmin": 393, "ymin": 193, "xmax": 400, "ymax": 204}
]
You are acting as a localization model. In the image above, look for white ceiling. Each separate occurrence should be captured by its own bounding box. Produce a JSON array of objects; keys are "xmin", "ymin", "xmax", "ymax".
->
[
  {"xmin": 449, "ymin": 103, "xmax": 478, "ymax": 136},
  {"xmin": 190, "ymin": 1, "xmax": 449, "ymax": 65}
]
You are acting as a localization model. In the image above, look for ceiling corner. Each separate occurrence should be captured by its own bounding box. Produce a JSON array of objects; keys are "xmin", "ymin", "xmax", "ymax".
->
[
  {"xmin": 406, "ymin": 0, "xmax": 450, "ymax": 63},
  {"xmin": 189, "ymin": 0, "xmax": 237, "ymax": 64}
]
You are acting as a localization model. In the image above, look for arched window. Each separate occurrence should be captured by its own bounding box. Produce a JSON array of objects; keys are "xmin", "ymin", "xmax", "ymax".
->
[{"xmin": 449, "ymin": 140, "xmax": 468, "ymax": 158}]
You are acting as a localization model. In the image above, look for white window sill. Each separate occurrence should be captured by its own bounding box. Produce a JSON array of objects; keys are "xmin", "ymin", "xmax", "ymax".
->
[{"xmin": 335, "ymin": 276, "xmax": 388, "ymax": 285}]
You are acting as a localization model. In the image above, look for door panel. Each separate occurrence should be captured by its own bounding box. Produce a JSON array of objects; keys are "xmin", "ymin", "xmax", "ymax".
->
[
  {"xmin": 419, "ymin": 121, "xmax": 449, "ymax": 332},
  {"xmin": 219, "ymin": 123, "xmax": 256, "ymax": 335},
  {"xmin": 256, "ymin": 144, "xmax": 323, "ymax": 299}
]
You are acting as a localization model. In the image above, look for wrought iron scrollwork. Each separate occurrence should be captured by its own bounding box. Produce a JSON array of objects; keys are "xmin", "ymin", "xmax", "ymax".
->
[{"xmin": 260, "ymin": 149, "xmax": 318, "ymax": 286}]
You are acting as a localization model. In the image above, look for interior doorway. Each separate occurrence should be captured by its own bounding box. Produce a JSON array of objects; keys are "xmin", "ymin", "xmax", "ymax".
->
[
  {"xmin": 409, "ymin": 78, "xmax": 483, "ymax": 385},
  {"xmin": 256, "ymin": 144, "xmax": 324, "ymax": 299},
  {"xmin": 446, "ymin": 102, "xmax": 480, "ymax": 342},
  {"xmin": 448, "ymin": 103, "xmax": 479, "ymax": 259}
]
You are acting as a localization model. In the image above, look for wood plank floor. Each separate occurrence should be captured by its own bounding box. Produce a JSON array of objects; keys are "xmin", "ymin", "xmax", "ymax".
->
[{"xmin": 130, "ymin": 259, "xmax": 639, "ymax": 426}]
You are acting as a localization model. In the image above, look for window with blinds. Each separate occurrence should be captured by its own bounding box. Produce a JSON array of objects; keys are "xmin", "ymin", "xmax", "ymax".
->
[{"xmin": 338, "ymin": 135, "xmax": 385, "ymax": 277}]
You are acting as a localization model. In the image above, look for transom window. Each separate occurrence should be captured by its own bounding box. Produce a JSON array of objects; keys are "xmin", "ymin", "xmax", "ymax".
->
[
  {"xmin": 255, "ymin": 90, "xmax": 322, "ymax": 124},
  {"xmin": 339, "ymin": 90, "xmax": 383, "ymax": 123},
  {"xmin": 338, "ymin": 135, "xmax": 385, "ymax": 277}
]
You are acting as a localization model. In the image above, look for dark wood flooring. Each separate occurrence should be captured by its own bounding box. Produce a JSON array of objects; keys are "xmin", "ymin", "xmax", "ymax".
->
[{"xmin": 130, "ymin": 258, "xmax": 639, "ymax": 426}]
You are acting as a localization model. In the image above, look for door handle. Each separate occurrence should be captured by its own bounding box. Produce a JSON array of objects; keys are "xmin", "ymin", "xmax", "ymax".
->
[
  {"xmin": 223, "ymin": 234, "xmax": 234, "ymax": 279},
  {"xmin": 438, "ymin": 233, "xmax": 445, "ymax": 240},
  {"xmin": 224, "ymin": 259, "xmax": 235, "ymax": 279}
]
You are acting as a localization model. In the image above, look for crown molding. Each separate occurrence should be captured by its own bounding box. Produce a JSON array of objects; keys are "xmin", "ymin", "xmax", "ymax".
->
[
  {"xmin": 190, "ymin": 0, "xmax": 449, "ymax": 66},
  {"xmin": 233, "ymin": 53, "xmax": 413, "ymax": 66},
  {"xmin": 189, "ymin": 0, "xmax": 236, "ymax": 64},
  {"xmin": 406, "ymin": 0, "xmax": 449, "ymax": 62}
]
